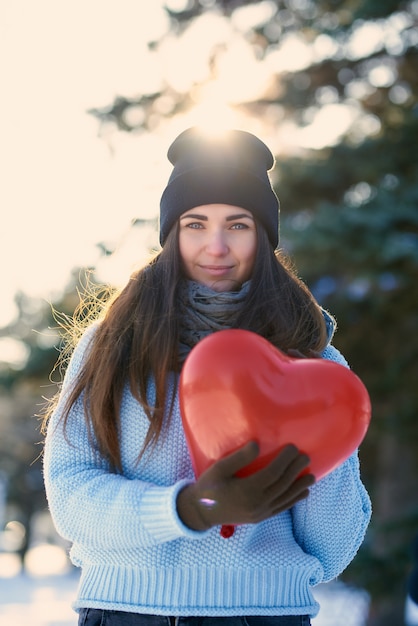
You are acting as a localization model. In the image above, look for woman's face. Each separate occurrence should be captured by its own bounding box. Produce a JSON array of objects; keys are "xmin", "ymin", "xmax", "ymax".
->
[{"xmin": 178, "ymin": 204, "xmax": 257, "ymax": 292}]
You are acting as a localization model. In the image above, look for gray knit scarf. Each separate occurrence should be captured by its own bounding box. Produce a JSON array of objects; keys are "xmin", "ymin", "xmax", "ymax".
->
[{"xmin": 178, "ymin": 280, "xmax": 251, "ymax": 364}]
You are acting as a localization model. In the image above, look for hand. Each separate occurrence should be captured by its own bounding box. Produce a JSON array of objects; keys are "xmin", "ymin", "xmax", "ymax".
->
[{"xmin": 177, "ymin": 442, "xmax": 315, "ymax": 531}]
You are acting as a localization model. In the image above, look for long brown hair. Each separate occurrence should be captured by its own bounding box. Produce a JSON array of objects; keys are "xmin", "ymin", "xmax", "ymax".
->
[{"xmin": 43, "ymin": 222, "xmax": 327, "ymax": 472}]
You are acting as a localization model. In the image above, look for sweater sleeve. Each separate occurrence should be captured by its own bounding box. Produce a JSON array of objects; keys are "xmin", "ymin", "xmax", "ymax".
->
[
  {"xmin": 291, "ymin": 450, "xmax": 371, "ymax": 583},
  {"xmin": 43, "ymin": 324, "xmax": 207, "ymax": 550},
  {"xmin": 290, "ymin": 341, "xmax": 372, "ymax": 583}
]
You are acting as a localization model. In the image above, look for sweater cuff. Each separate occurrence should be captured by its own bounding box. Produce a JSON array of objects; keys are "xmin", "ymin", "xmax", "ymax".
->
[{"xmin": 139, "ymin": 479, "xmax": 210, "ymax": 544}]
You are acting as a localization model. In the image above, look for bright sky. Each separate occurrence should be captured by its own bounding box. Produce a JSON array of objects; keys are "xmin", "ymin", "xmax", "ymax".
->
[
  {"xmin": 0, "ymin": 1, "xmax": 174, "ymax": 328},
  {"xmin": 0, "ymin": 0, "xmax": 400, "ymax": 335}
]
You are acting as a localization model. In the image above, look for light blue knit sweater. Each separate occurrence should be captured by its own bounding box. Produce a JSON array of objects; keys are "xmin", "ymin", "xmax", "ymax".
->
[{"xmin": 44, "ymin": 323, "xmax": 371, "ymax": 618}]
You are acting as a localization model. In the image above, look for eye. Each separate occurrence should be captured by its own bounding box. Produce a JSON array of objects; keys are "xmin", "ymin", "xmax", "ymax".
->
[
  {"xmin": 185, "ymin": 221, "xmax": 204, "ymax": 229},
  {"xmin": 230, "ymin": 222, "xmax": 250, "ymax": 230}
]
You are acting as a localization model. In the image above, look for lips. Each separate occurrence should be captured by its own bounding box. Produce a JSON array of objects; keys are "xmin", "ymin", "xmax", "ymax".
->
[{"xmin": 200, "ymin": 265, "xmax": 233, "ymax": 275}]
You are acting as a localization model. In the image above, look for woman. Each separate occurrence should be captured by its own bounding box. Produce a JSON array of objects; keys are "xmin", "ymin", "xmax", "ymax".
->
[{"xmin": 43, "ymin": 127, "xmax": 371, "ymax": 626}]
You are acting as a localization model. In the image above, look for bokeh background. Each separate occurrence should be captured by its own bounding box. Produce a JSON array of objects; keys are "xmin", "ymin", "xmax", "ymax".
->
[{"xmin": 0, "ymin": 1, "xmax": 417, "ymax": 624}]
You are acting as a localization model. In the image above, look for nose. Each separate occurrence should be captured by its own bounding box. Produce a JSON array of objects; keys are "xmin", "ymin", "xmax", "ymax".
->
[{"xmin": 206, "ymin": 230, "xmax": 229, "ymax": 256}]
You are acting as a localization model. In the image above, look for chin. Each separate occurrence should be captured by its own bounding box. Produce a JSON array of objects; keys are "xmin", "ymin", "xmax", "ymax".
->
[{"xmin": 207, "ymin": 278, "xmax": 242, "ymax": 292}]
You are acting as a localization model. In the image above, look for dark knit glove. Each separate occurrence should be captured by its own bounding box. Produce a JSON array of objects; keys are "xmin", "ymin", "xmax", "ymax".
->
[{"xmin": 177, "ymin": 442, "xmax": 315, "ymax": 531}]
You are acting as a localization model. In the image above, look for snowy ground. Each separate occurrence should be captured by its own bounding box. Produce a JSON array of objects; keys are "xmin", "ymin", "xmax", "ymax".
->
[{"xmin": 0, "ymin": 547, "xmax": 370, "ymax": 626}]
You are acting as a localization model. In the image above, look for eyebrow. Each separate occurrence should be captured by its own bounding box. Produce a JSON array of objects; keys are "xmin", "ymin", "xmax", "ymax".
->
[{"xmin": 180, "ymin": 213, "xmax": 254, "ymax": 221}]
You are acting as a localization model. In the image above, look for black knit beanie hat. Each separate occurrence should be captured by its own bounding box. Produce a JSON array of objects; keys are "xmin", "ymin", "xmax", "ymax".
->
[{"xmin": 159, "ymin": 127, "xmax": 280, "ymax": 248}]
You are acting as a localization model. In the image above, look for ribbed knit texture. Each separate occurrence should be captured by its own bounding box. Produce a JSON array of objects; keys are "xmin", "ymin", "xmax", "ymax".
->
[{"xmin": 43, "ymin": 324, "xmax": 371, "ymax": 618}]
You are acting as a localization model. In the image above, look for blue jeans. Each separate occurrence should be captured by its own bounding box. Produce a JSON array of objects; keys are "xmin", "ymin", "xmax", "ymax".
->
[{"xmin": 78, "ymin": 610, "xmax": 311, "ymax": 626}]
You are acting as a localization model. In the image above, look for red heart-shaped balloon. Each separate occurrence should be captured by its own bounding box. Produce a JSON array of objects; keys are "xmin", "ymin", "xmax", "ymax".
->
[{"xmin": 180, "ymin": 329, "xmax": 371, "ymax": 482}]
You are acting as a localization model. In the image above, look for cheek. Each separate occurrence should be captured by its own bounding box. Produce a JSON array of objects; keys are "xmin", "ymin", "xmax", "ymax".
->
[
  {"xmin": 178, "ymin": 233, "xmax": 200, "ymax": 278},
  {"xmin": 178, "ymin": 232, "xmax": 192, "ymax": 264},
  {"xmin": 238, "ymin": 242, "xmax": 257, "ymax": 280},
  {"xmin": 244, "ymin": 252, "xmax": 256, "ymax": 274},
  {"xmin": 243, "ymin": 237, "xmax": 257, "ymax": 266}
]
